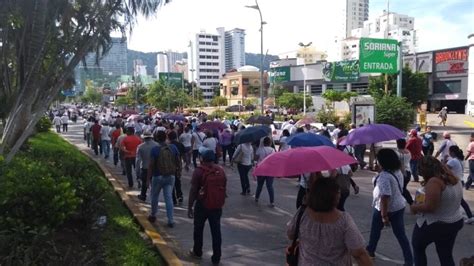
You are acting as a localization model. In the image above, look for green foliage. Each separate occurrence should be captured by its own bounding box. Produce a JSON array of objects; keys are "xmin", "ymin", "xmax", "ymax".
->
[
  {"xmin": 401, "ymin": 67, "xmax": 428, "ymax": 106},
  {"xmin": 243, "ymin": 98, "xmax": 258, "ymax": 107},
  {"xmin": 210, "ymin": 110, "xmax": 231, "ymax": 119},
  {"xmin": 80, "ymin": 84, "xmax": 102, "ymax": 105},
  {"xmin": 368, "ymin": 74, "xmax": 396, "ymax": 100},
  {"xmin": 270, "ymin": 84, "xmax": 287, "ymax": 98},
  {"xmin": 375, "ymin": 95, "xmax": 415, "ymax": 131},
  {"xmin": 35, "ymin": 116, "xmax": 52, "ymax": 133},
  {"xmin": 147, "ymin": 81, "xmax": 192, "ymax": 111},
  {"xmin": 210, "ymin": 96, "xmax": 228, "ymax": 107},
  {"xmin": 322, "ymin": 90, "xmax": 358, "ymax": 104},
  {"xmin": 316, "ymin": 108, "xmax": 339, "ymax": 124},
  {"xmin": 276, "ymin": 92, "xmax": 312, "ymax": 110}
]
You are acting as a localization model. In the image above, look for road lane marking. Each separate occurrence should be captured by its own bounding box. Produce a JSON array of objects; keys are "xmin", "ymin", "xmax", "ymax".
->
[{"xmin": 464, "ymin": 121, "xmax": 474, "ymax": 128}]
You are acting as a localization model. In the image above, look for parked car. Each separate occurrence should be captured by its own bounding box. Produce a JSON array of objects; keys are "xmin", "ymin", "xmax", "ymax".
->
[
  {"xmin": 245, "ymin": 104, "xmax": 256, "ymax": 111},
  {"xmin": 270, "ymin": 121, "xmax": 283, "ymax": 144},
  {"xmin": 225, "ymin": 105, "xmax": 245, "ymax": 112},
  {"xmin": 266, "ymin": 105, "xmax": 279, "ymax": 114}
]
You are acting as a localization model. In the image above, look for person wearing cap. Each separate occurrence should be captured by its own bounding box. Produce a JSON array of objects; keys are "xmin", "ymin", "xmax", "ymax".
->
[
  {"xmin": 188, "ymin": 149, "xmax": 227, "ymax": 265},
  {"xmin": 435, "ymin": 132, "xmax": 457, "ymax": 164},
  {"xmin": 136, "ymin": 130, "xmax": 158, "ymax": 201},
  {"xmin": 438, "ymin": 107, "xmax": 448, "ymax": 126},
  {"xmin": 407, "ymin": 129, "xmax": 423, "ymax": 182},
  {"xmin": 121, "ymin": 127, "xmax": 143, "ymax": 188}
]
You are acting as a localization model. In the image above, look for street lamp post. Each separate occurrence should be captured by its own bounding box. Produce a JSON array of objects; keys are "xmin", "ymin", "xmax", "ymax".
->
[
  {"xmin": 246, "ymin": 0, "xmax": 266, "ymax": 114},
  {"xmin": 298, "ymin": 42, "xmax": 312, "ymax": 115}
]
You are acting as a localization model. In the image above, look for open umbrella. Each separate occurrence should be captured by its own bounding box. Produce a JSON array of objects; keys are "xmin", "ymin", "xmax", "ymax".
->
[
  {"xmin": 295, "ymin": 117, "xmax": 316, "ymax": 127},
  {"xmin": 199, "ymin": 121, "xmax": 227, "ymax": 131},
  {"xmin": 287, "ymin": 132, "xmax": 334, "ymax": 147},
  {"xmin": 234, "ymin": 125, "xmax": 271, "ymax": 144},
  {"xmin": 164, "ymin": 114, "xmax": 185, "ymax": 121},
  {"xmin": 127, "ymin": 114, "xmax": 142, "ymax": 121},
  {"xmin": 339, "ymin": 123, "xmax": 405, "ymax": 145},
  {"xmin": 246, "ymin": 115, "xmax": 273, "ymax": 125},
  {"xmin": 253, "ymin": 146, "xmax": 357, "ymax": 177}
]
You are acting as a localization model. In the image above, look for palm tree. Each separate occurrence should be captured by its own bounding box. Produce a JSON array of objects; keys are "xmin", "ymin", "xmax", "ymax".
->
[{"xmin": 0, "ymin": 0, "xmax": 163, "ymax": 162}]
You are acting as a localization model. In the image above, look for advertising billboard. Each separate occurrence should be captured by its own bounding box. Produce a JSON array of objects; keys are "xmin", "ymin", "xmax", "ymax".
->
[
  {"xmin": 269, "ymin": 66, "xmax": 290, "ymax": 83},
  {"xmin": 159, "ymin": 72, "xmax": 183, "ymax": 87},
  {"xmin": 433, "ymin": 48, "xmax": 468, "ymax": 78},
  {"xmin": 359, "ymin": 38, "xmax": 399, "ymax": 74},
  {"xmin": 322, "ymin": 60, "xmax": 360, "ymax": 83}
]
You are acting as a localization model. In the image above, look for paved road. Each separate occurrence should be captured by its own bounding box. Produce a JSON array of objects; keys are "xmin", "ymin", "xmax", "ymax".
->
[{"xmin": 62, "ymin": 115, "xmax": 474, "ymax": 266}]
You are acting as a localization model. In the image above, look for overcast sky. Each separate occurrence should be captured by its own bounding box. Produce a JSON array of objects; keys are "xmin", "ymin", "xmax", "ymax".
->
[{"xmin": 127, "ymin": 0, "xmax": 474, "ymax": 56}]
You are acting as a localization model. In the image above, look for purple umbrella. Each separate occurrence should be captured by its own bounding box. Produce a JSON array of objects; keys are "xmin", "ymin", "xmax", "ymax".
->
[
  {"xmin": 339, "ymin": 124, "xmax": 405, "ymax": 145},
  {"xmin": 199, "ymin": 121, "xmax": 227, "ymax": 131},
  {"xmin": 164, "ymin": 114, "xmax": 185, "ymax": 121}
]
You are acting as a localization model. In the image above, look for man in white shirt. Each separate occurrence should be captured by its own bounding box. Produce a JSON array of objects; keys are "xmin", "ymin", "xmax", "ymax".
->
[
  {"xmin": 61, "ymin": 113, "xmax": 69, "ymax": 132},
  {"xmin": 100, "ymin": 123, "xmax": 112, "ymax": 159},
  {"xmin": 191, "ymin": 127, "xmax": 206, "ymax": 168},
  {"xmin": 53, "ymin": 114, "xmax": 62, "ymax": 133}
]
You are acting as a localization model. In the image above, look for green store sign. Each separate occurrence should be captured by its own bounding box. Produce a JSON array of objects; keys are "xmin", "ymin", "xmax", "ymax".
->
[
  {"xmin": 269, "ymin": 66, "xmax": 290, "ymax": 83},
  {"xmin": 322, "ymin": 60, "xmax": 360, "ymax": 82},
  {"xmin": 359, "ymin": 38, "xmax": 399, "ymax": 74},
  {"xmin": 159, "ymin": 72, "xmax": 183, "ymax": 88}
]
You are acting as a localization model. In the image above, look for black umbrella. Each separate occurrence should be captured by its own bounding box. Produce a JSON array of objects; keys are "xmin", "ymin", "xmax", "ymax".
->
[
  {"xmin": 246, "ymin": 115, "xmax": 273, "ymax": 125},
  {"xmin": 234, "ymin": 125, "xmax": 271, "ymax": 144}
]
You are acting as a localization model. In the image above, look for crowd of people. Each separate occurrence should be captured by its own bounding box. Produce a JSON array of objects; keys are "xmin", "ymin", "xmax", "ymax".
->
[{"xmin": 58, "ymin": 105, "xmax": 474, "ymax": 266}]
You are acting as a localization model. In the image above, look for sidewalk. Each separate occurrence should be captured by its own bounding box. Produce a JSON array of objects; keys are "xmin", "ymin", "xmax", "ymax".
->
[{"xmin": 62, "ymin": 121, "xmax": 474, "ymax": 266}]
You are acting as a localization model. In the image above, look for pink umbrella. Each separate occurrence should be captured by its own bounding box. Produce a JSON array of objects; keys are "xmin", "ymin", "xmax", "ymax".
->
[{"xmin": 253, "ymin": 146, "xmax": 357, "ymax": 177}]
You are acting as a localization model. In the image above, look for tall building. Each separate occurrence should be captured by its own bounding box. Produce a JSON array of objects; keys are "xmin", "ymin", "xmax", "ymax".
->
[
  {"xmin": 224, "ymin": 28, "xmax": 246, "ymax": 72},
  {"xmin": 166, "ymin": 50, "xmax": 185, "ymax": 68},
  {"xmin": 155, "ymin": 52, "xmax": 169, "ymax": 77},
  {"xmin": 190, "ymin": 28, "xmax": 225, "ymax": 101},
  {"xmin": 334, "ymin": 0, "xmax": 370, "ymax": 40},
  {"xmin": 133, "ymin": 59, "xmax": 147, "ymax": 77},
  {"xmin": 83, "ymin": 37, "xmax": 128, "ymax": 76}
]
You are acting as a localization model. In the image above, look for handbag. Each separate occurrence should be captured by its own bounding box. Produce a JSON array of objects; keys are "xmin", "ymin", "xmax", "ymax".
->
[
  {"xmin": 232, "ymin": 145, "xmax": 244, "ymax": 164},
  {"xmin": 286, "ymin": 206, "xmax": 306, "ymax": 266}
]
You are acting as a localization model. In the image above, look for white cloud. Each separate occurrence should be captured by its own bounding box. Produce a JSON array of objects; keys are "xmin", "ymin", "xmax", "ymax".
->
[{"xmin": 127, "ymin": 0, "xmax": 474, "ymax": 55}]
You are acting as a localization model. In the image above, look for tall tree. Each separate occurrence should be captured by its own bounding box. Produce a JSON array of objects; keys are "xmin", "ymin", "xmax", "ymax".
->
[
  {"xmin": 401, "ymin": 67, "xmax": 428, "ymax": 107},
  {"xmin": 0, "ymin": 0, "xmax": 163, "ymax": 162}
]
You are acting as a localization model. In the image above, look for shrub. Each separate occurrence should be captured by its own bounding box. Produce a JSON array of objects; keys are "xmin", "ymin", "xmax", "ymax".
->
[
  {"xmin": 35, "ymin": 116, "xmax": 52, "ymax": 132},
  {"xmin": 316, "ymin": 108, "xmax": 339, "ymax": 124},
  {"xmin": 210, "ymin": 110, "xmax": 231, "ymax": 119},
  {"xmin": 375, "ymin": 95, "xmax": 415, "ymax": 131}
]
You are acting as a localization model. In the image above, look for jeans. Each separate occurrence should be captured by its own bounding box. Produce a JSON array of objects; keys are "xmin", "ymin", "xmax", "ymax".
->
[
  {"xmin": 184, "ymin": 146, "xmax": 192, "ymax": 168},
  {"xmin": 337, "ymin": 190, "xmax": 350, "ymax": 211},
  {"xmin": 422, "ymin": 144, "xmax": 433, "ymax": 156},
  {"xmin": 101, "ymin": 140, "xmax": 110, "ymax": 158},
  {"xmin": 412, "ymin": 219, "xmax": 463, "ymax": 266},
  {"xmin": 86, "ymin": 132, "xmax": 91, "ymax": 147},
  {"xmin": 461, "ymin": 198, "xmax": 473, "ymax": 218},
  {"xmin": 139, "ymin": 168, "xmax": 148, "ymax": 200},
  {"xmin": 55, "ymin": 125, "xmax": 61, "ymax": 133},
  {"xmin": 255, "ymin": 176, "xmax": 274, "ymax": 203},
  {"xmin": 237, "ymin": 163, "xmax": 252, "ymax": 193},
  {"xmin": 150, "ymin": 175, "xmax": 175, "ymax": 224},
  {"xmin": 113, "ymin": 147, "xmax": 119, "ymax": 165},
  {"xmin": 221, "ymin": 144, "xmax": 234, "ymax": 163},
  {"xmin": 465, "ymin": 160, "xmax": 474, "ymax": 189},
  {"xmin": 403, "ymin": 171, "xmax": 414, "ymax": 205},
  {"xmin": 62, "ymin": 123, "xmax": 68, "ymax": 132},
  {"xmin": 192, "ymin": 149, "xmax": 199, "ymax": 168},
  {"xmin": 367, "ymin": 208, "xmax": 413, "ymax": 265},
  {"xmin": 410, "ymin": 159, "xmax": 420, "ymax": 182},
  {"xmin": 354, "ymin": 144, "xmax": 367, "ymax": 168},
  {"xmin": 92, "ymin": 138, "xmax": 100, "ymax": 155},
  {"xmin": 172, "ymin": 172, "xmax": 183, "ymax": 204},
  {"xmin": 124, "ymin": 157, "xmax": 136, "ymax": 187},
  {"xmin": 193, "ymin": 201, "xmax": 222, "ymax": 264}
]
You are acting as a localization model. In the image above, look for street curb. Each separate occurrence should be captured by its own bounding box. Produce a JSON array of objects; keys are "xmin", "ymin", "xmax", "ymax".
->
[{"xmin": 61, "ymin": 137, "xmax": 183, "ymax": 266}]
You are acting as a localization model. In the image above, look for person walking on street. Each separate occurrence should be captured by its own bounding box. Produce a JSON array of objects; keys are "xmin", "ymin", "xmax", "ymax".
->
[
  {"xmin": 168, "ymin": 131, "xmax": 185, "ymax": 205},
  {"xmin": 191, "ymin": 127, "xmax": 206, "ymax": 168},
  {"xmin": 179, "ymin": 125, "xmax": 193, "ymax": 171},
  {"xmin": 53, "ymin": 114, "xmax": 62, "ymax": 133},
  {"xmin": 407, "ymin": 129, "xmax": 423, "ymax": 182},
  {"xmin": 232, "ymin": 141, "xmax": 254, "ymax": 195},
  {"xmin": 121, "ymin": 127, "xmax": 142, "ymax": 188},
  {"xmin": 435, "ymin": 132, "xmax": 456, "ymax": 163},
  {"xmin": 396, "ymin": 139, "xmax": 414, "ymax": 205},
  {"xmin": 366, "ymin": 149, "xmax": 413, "ymax": 265},
  {"xmin": 147, "ymin": 131, "xmax": 180, "ymax": 227},
  {"xmin": 219, "ymin": 128, "xmax": 234, "ymax": 165},
  {"xmin": 110, "ymin": 124, "xmax": 122, "ymax": 166},
  {"xmin": 464, "ymin": 133, "xmax": 474, "ymax": 190},
  {"xmin": 100, "ymin": 122, "xmax": 112, "ymax": 159},
  {"xmin": 188, "ymin": 149, "xmax": 227, "ymax": 265},
  {"xmin": 254, "ymin": 137, "xmax": 276, "ymax": 207},
  {"xmin": 421, "ymin": 126, "xmax": 435, "ymax": 156},
  {"xmin": 90, "ymin": 119, "xmax": 102, "ymax": 156},
  {"xmin": 411, "ymin": 156, "xmax": 464, "ymax": 266},
  {"xmin": 438, "ymin": 107, "xmax": 448, "ymax": 126},
  {"xmin": 136, "ymin": 131, "xmax": 158, "ymax": 201},
  {"xmin": 61, "ymin": 113, "xmax": 69, "ymax": 133}
]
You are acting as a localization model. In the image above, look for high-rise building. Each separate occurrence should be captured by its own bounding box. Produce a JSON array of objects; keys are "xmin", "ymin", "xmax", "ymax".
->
[
  {"xmin": 155, "ymin": 52, "xmax": 169, "ymax": 77},
  {"xmin": 83, "ymin": 37, "xmax": 128, "ymax": 76},
  {"xmin": 166, "ymin": 50, "xmax": 185, "ymax": 68},
  {"xmin": 224, "ymin": 28, "xmax": 246, "ymax": 72},
  {"xmin": 133, "ymin": 59, "xmax": 147, "ymax": 77},
  {"xmin": 334, "ymin": 0, "xmax": 369, "ymax": 40},
  {"xmin": 190, "ymin": 28, "xmax": 225, "ymax": 101}
]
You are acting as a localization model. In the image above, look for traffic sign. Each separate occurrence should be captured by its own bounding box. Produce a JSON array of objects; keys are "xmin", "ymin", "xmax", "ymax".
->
[{"xmin": 359, "ymin": 38, "xmax": 399, "ymax": 74}]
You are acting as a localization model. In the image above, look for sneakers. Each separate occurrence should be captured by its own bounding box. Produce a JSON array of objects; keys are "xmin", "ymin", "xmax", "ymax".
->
[{"xmin": 464, "ymin": 217, "xmax": 474, "ymax": 224}]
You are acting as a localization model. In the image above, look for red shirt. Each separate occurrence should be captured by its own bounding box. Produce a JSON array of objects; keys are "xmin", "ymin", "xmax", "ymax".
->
[
  {"xmin": 406, "ymin": 137, "xmax": 423, "ymax": 160},
  {"xmin": 91, "ymin": 124, "xmax": 102, "ymax": 140},
  {"xmin": 121, "ymin": 135, "xmax": 142, "ymax": 158},
  {"xmin": 111, "ymin": 129, "xmax": 122, "ymax": 146}
]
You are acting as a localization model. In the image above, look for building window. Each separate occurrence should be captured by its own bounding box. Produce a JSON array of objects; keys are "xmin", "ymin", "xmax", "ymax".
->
[
  {"xmin": 310, "ymin": 85, "xmax": 323, "ymax": 95},
  {"xmin": 433, "ymin": 80, "xmax": 461, "ymax": 94},
  {"xmin": 351, "ymin": 82, "xmax": 369, "ymax": 94}
]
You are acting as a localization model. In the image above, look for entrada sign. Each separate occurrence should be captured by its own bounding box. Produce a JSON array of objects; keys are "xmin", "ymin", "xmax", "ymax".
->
[{"xmin": 359, "ymin": 38, "xmax": 399, "ymax": 74}]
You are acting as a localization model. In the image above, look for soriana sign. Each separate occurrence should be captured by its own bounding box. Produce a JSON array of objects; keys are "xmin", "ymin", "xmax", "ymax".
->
[
  {"xmin": 434, "ymin": 48, "xmax": 468, "ymax": 77},
  {"xmin": 359, "ymin": 38, "xmax": 399, "ymax": 74}
]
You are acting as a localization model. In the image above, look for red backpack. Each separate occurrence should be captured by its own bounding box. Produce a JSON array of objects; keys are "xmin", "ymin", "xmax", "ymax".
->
[{"xmin": 198, "ymin": 165, "xmax": 226, "ymax": 210}]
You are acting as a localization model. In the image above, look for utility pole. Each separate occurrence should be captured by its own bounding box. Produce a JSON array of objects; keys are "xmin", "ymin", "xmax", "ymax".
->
[
  {"xmin": 384, "ymin": 0, "xmax": 390, "ymax": 94},
  {"xmin": 188, "ymin": 40, "xmax": 196, "ymax": 101}
]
